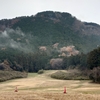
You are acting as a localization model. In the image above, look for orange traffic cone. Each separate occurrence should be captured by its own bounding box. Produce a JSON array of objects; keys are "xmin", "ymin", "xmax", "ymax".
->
[
  {"xmin": 63, "ymin": 87, "xmax": 66, "ymax": 93},
  {"xmin": 15, "ymin": 86, "xmax": 18, "ymax": 92}
]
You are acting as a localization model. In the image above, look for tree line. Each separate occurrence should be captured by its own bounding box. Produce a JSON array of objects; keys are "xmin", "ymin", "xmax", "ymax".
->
[{"xmin": 0, "ymin": 47, "xmax": 100, "ymax": 83}]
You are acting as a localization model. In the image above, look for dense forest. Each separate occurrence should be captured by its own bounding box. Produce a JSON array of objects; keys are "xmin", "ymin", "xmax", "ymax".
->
[{"xmin": 0, "ymin": 48, "xmax": 87, "ymax": 72}]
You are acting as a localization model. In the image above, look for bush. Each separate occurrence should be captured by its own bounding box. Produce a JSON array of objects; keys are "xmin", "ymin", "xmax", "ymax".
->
[
  {"xmin": 51, "ymin": 70, "xmax": 89, "ymax": 80},
  {"xmin": 89, "ymin": 67, "xmax": 100, "ymax": 83},
  {"xmin": 0, "ymin": 71, "xmax": 28, "ymax": 82},
  {"xmin": 38, "ymin": 69, "xmax": 44, "ymax": 74}
]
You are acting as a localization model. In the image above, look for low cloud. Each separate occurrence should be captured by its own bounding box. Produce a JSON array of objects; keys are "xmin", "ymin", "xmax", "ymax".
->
[
  {"xmin": 0, "ymin": 30, "xmax": 9, "ymax": 38},
  {"xmin": 0, "ymin": 28, "xmax": 33, "ymax": 53}
]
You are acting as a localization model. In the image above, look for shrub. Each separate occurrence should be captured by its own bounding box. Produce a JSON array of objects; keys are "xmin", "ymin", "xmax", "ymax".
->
[
  {"xmin": 38, "ymin": 69, "xmax": 44, "ymax": 74},
  {"xmin": 0, "ymin": 71, "xmax": 28, "ymax": 82},
  {"xmin": 51, "ymin": 70, "xmax": 89, "ymax": 80},
  {"xmin": 89, "ymin": 67, "xmax": 100, "ymax": 83}
]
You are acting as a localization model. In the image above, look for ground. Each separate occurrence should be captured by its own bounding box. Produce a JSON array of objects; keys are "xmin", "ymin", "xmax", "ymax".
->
[{"xmin": 0, "ymin": 70, "xmax": 100, "ymax": 100}]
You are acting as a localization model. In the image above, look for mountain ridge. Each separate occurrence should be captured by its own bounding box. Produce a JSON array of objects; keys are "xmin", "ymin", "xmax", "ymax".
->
[
  {"xmin": 0, "ymin": 11, "xmax": 100, "ymax": 53},
  {"xmin": 0, "ymin": 11, "xmax": 100, "ymax": 35}
]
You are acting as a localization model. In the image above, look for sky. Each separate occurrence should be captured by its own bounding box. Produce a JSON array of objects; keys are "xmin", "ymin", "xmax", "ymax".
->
[{"xmin": 0, "ymin": 0, "xmax": 100, "ymax": 24}]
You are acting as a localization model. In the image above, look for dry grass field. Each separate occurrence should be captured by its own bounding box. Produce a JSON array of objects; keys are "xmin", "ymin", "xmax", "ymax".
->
[{"xmin": 0, "ymin": 70, "xmax": 100, "ymax": 100}]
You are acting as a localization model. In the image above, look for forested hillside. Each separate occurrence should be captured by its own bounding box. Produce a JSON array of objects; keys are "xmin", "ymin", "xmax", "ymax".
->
[
  {"xmin": 0, "ymin": 11, "xmax": 100, "ymax": 75},
  {"xmin": 0, "ymin": 11, "xmax": 100, "ymax": 53}
]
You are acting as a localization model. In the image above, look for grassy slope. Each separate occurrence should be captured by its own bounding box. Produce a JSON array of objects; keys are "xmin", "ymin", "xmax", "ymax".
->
[
  {"xmin": 0, "ymin": 70, "xmax": 100, "ymax": 100},
  {"xmin": 0, "ymin": 71, "xmax": 27, "ymax": 82},
  {"xmin": 51, "ymin": 69, "xmax": 89, "ymax": 80}
]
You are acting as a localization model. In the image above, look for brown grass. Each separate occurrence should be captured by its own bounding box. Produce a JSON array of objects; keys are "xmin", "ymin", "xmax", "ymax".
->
[
  {"xmin": 0, "ymin": 92, "xmax": 100, "ymax": 100},
  {"xmin": 0, "ymin": 70, "xmax": 100, "ymax": 100}
]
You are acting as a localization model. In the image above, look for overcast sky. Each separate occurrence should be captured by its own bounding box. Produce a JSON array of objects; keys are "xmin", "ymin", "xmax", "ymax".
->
[{"xmin": 0, "ymin": 0, "xmax": 100, "ymax": 24}]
